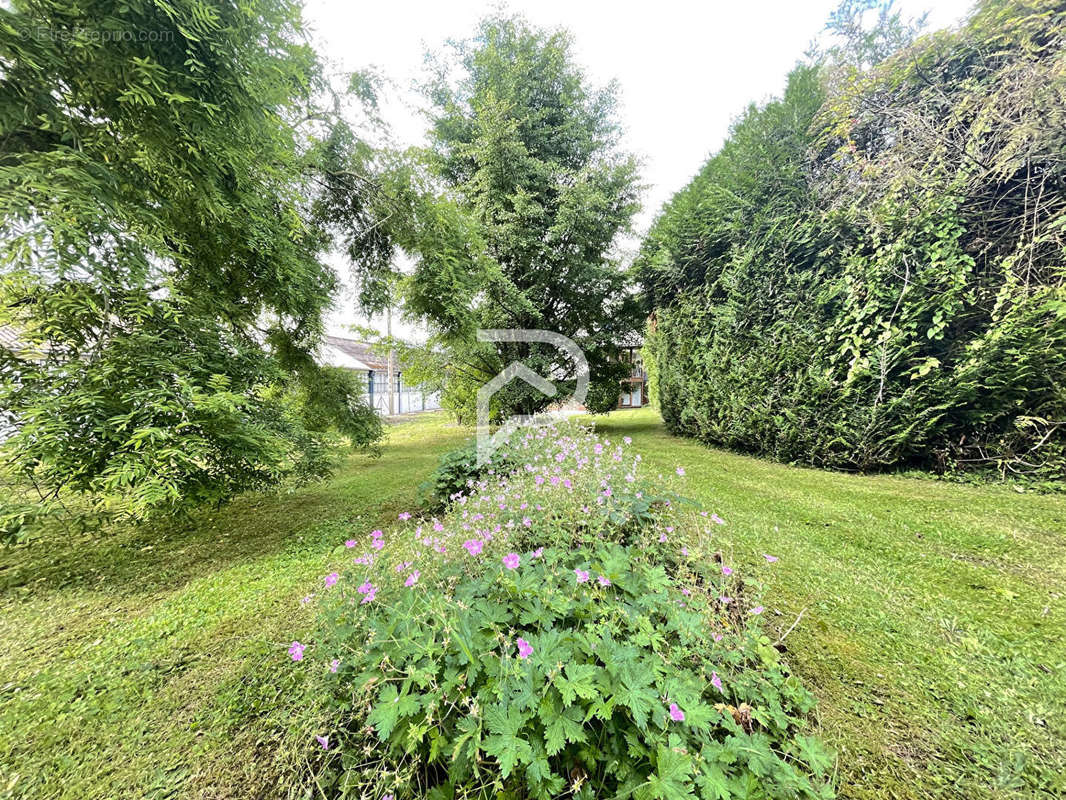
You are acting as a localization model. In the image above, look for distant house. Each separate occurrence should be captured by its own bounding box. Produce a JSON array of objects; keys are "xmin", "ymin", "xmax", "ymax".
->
[
  {"xmin": 616, "ymin": 336, "xmax": 649, "ymax": 409},
  {"xmin": 317, "ymin": 335, "xmax": 441, "ymax": 416}
]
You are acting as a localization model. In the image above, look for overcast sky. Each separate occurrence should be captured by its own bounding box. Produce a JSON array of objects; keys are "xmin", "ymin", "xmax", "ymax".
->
[{"xmin": 306, "ymin": 0, "xmax": 975, "ymax": 339}]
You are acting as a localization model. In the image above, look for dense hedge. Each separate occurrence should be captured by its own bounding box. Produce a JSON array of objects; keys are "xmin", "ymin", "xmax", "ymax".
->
[{"xmin": 637, "ymin": 0, "xmax": 1066, "ymax": 481}]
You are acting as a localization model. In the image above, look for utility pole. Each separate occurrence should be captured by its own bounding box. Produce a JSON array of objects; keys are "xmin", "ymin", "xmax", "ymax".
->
[{"xmin": 386, "ymin": 304, "xmax": 395, "ymax": 416}]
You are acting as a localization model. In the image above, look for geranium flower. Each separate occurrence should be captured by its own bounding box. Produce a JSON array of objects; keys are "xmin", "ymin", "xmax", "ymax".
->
[
  {"xmin": 289, "ymin": 641, "xmax": 305, "ymax": 661},
  {"xmin": 710, "ymin": 513, "xmax": 725, "ymax": 525},
  {"xmin": 721, "ymin": 565, "xmax": 733, "ymax": 576},
  {"xmin": 750, "ymin": 606, "xmax": 764, "ymax": 615},
  {"xmin": 316, "ymin": 734, "xmax": 329, "ymax": 750},
  {"xmin": 597, "ymin": 575, "xmax": 611, "ymax": 587},
  {"xmin": 398, "ymin": 512, "xmax": 412, "ymax": 521},
  {"xmin": 676, "ymin": 466, "xmax": 685, "ymax": 476},
  {"xmin": 405, "ymin": 570, "xmax": 420, "ymax": 587},
  {"xmin": 516, "ymin": 637, "xmax": 534, "ymax": 659},
  {"xmin": 324, "ymin": 572, "xmax": 339, "ymax": 588},
  {"xmin": 344, "ymin": 540, "xmax": 357, "ymax": 548},
  {"xmin": 574, "ymin": 568, "xmax": 590, "ymax": 583},
  {"xmin": 329, "ymin": 659, "xmax": 339, "ymax": 673},
  {"xmin": 711, "ymin": 671, "xmax": 723, "ymax": 692},
  {"xmin": 503, "ymin": 552, "xmax": 520, "ymax": 570},
  {"xmin": 659, "ymin": 533, "xmax": 668, "ymax": 543},
  {"xmin": 532, "ymin": 547, "xmax": 544, "ymax": 559},
  {"xmin": 668, "ymin": 703, "xmax": 685, "ymax": 722},
  {"xmin": 463, "ymin": 539, "xmax": 483, "ymax": 556},
  {"xmin": 764, "ymin": 554, "xmax": 778, "ymax": 563},
  {"xmin": 681, "ymin": 547, "xmax": 689, "ymax": 557}
]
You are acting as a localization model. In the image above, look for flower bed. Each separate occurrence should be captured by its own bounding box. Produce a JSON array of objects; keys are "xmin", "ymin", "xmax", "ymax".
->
[{"xmin": 294, "ymin": 420, "xmax": 833, "ymax": 799}]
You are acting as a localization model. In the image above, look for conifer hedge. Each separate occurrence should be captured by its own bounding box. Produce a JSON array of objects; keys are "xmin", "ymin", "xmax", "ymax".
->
[{"xmin": 637, "ymin": 0, "xmax": 1066, "ymax": 481}]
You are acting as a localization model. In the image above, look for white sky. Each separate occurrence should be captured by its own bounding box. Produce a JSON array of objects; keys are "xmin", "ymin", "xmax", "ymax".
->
[{"xmin": 309, "ymin": 0, "xmax": 975, "ymax": 339}]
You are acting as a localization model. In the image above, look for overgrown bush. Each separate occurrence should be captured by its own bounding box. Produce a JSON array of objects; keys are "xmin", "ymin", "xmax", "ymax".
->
[
  {"xmin": 637, "ymin": 0, "xmax": 1066, "ymax": 482},
  {"xmin": 296, "ymin": 421, "xmax": 832, "ymax": 799},
  {"xmin": 419, "ymin": 439, "xmax": 519, "ymax": 510}
]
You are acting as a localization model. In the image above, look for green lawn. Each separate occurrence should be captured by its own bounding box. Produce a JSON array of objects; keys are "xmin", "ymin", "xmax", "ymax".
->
[
  {"xmin": 2, "ymin": 409, "xmax": 1063, "ymax": 799},
  {"xmin": 594, "ymin": 408, "xmax": 1066, "ymax": 800},
  {"xmin": 0, "ymin": 414, "xmax": 468, "ymax": 800}
]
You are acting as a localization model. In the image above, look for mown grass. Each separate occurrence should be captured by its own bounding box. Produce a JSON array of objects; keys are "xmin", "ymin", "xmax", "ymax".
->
[
  {"xmin": 592, "ymin": 408, "xmax": 1066, "ymax": 800},
  {"xmin": 2, "ymin": 408, "xmax": 1063, "ymax": 799},
  {"xmin": 0, "ymin": 414, "xmax": 467, "ymax": 800}
]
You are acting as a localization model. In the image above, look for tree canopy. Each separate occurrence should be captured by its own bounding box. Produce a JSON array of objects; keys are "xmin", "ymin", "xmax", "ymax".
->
[
  {"xmin": 0, "ymin": 0, "xmax": 383, "ymax": 535},
  {"xmin": 367, "ymin": 15, "xmax": 643, "ymax": 419}
]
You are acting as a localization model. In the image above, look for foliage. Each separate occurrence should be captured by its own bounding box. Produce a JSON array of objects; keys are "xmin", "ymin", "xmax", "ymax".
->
[
  {"xmin": 419, "ymin": 439, "xmax": 518, "ymax": 511},
  {"xmin": 637, "ymin": 0, "xmax": 1066, "ymax": 481},
  {"xmin": 304, "ymin": 420, "xmax": 831, "ymax": 799},
  {"xmin": 0, "ymin": 0, "xmax": 386, "ymax": 529},
  {"xmin": 404, "ymin": 15, "xmax": 641, "ymax": 419}
]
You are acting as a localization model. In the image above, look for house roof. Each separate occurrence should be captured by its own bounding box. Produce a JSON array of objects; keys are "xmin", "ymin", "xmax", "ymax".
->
[{"xmin": 322, "ymin": 335, "xmax": 391, "ymax": 372}]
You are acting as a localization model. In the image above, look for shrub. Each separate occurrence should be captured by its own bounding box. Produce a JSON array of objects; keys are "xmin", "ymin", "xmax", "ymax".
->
[
  {"xmin": 419, "ymin": 439, "xmax": 519, "ymax": 510},
  {"xmin": 300, "ymin": 421, "xmax": 832, "ymax": 799},
  {"xmin": 319, "ymin": 543, "xmax": 830, "ymax": 799}
]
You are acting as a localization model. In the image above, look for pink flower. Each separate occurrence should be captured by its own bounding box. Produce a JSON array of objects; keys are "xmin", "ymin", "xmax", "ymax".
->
[
  {"xmin": 300, "ymin": 595, "xmax": 314, "ymax": 605},
  {"xmin": 597, "ymin": 575, "xmax": 611, "ymax": 587},
  {"xmin": 676, "ymin": 467, "xmax": 686, "ymax": 476},
  {"xmin": 503, "ymin": 552, "xmax": 520, "ymax": 570},
  {"xmin": 659, "ymin": 533, "xmax": 668, "ymax": 543},
  {"xmin": 681, "ymin": 588, "xmax": 691, "ymax": 596},
  {"xmin": 463, "ymin": 539, "xmax": 484, "ymax": 556},
  {"xmin": 344, "ymin": 539, "xmax": 357, "ymax": 548},
  {"xmin": 404, "ymin": 570, "xmax": 420, "ymax": 587},
  {"xmin": 719, "ymin": 596, "xmax": 732, "ymax": 604},
  {"xmin": 316, "ymin": 734, "xmax": 329, "ymax": 750},
  {"xmin": 721, "ymin": 565, "xmax": 733, "ymax": 576},
  {"xmin": 532, "ymin": 547, "xmax": 544, "ymax": 559},
  {"xmin": 764, "ymin": 554, "xmax": 778, "ymax": 563},
  {"xmin": 623, "ymin": 436, "xmax": 632, "ymax": 444},
  {"xmin": 750, "ymin": 606, "xmax": 764, "ymax": 615},
  {"xmin": 522, "ymin": 516, "xmax": 532, "ymax": 528},
  {"xmin": 681, "ymin": 547, "xmax": 689, "ymax": 557},
  {"xmin": 574, "ymin": 568, "xmax": 590, "ymax": 583},
  {"xmin": 371, "ymin": 529, "xmax": 383, "ymax": 539},
  {"xmin": 371, "ymin": 538, "xmax": 385, "ymax": 551},
  {"xmin": 710, "ymin": 513, "xmax": 725, "ymax": 526},
  {"xmin": 289, "ymin": 641, "xmax": 305, "ymax": 661},
  {"xmin": 324, "ymin": 572, "xmax": 339, "ymax": 588},
  {"xmin": 398, "ymin": 512, "xmax": 412, "ymax": 521},
  {"xmin": 329, "ymin": 659, "xmax": 339, "ymax": 673},
  {"xmin": 433, "ymin": 521, "xmax": 444, "ymax": 532},
  {"xmin": 360, "ymin": 587, "xmax": 377, "ymax": 604},
  {"xmin": 516, "ymin": 637, "xmax": 534, "ymax": 659},
  {"xmin": 668, "ymin": 703, "xmax": 685, "ymax": 722},
  {"xmin": 711, "ymin": 671, "xmax": 722, "ymax": 692},
  {"xmin": 712, "ymin": 632, "xmax": 723, "ymax": 642}
]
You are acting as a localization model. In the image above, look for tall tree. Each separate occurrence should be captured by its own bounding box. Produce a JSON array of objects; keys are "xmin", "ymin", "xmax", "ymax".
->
[
  {"xmin": 0, "ymin": 0, "xmax": 382, "ymax": 536},
  {"xmin": 409, "ymin": 15, "xmax": 642, "ymax": 417}
]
